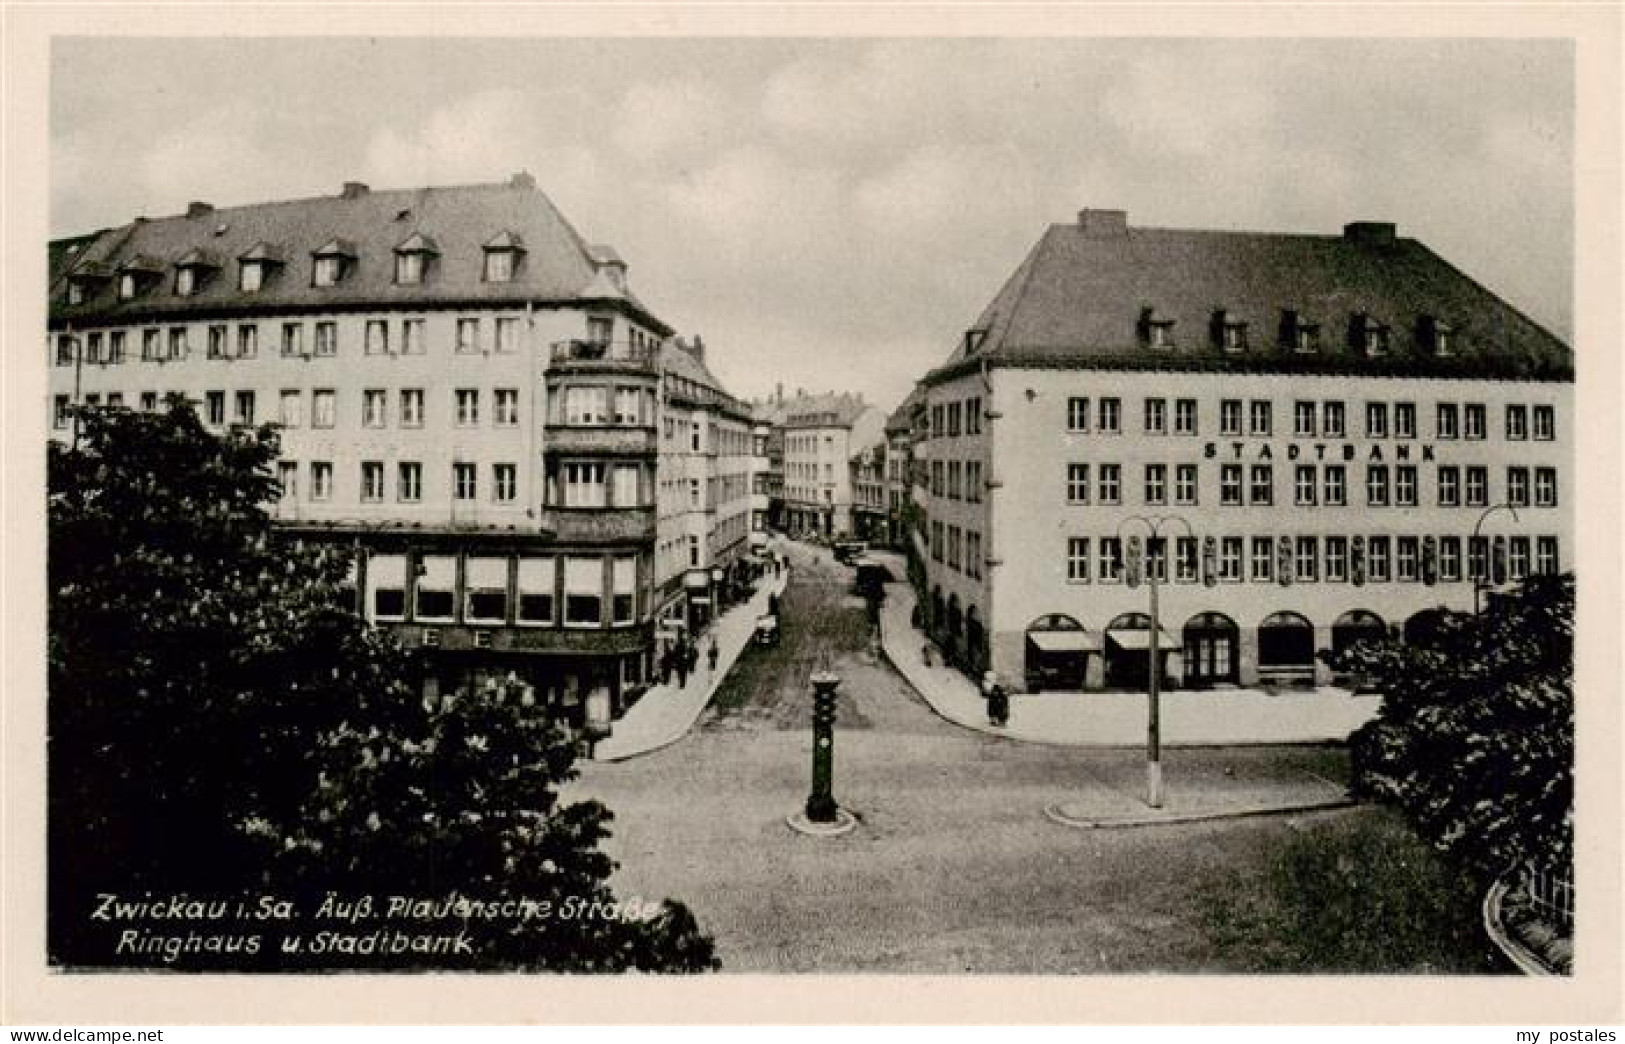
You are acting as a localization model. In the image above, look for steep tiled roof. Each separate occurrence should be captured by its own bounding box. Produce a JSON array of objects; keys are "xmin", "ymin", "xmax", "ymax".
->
[
  {"xmin": 782, "ymin": 392, "xmax": 872, "ymax": 430},
  {"xmin": 884, "ymin": 385, "xmax": 925, "ymax": 435},
  {"xmin": 48, "ymin": 177, "xmax": 667, "ymax": 333},
  {"xmin": 929, "ymin": 214, "xmax": 1571, "ymax": 383}
]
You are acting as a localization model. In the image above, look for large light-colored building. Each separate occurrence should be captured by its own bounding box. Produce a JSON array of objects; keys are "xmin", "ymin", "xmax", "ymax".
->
[
  {"xmin": 912, "ymin": 209, "xmax": 1573, "ymax": 694},
  {"xmin": 47, "ymin": 174, "xmax": 755, "ymax": 736},
  {"xmin": 780, "ymin": 392, "xmax": 885, "ymax": 538}
]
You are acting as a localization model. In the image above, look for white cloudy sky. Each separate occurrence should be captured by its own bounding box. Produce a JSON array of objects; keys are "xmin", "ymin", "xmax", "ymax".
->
[{"xmin": 52, "ymin": 37, "xmax": 1572, "ymax": 411}]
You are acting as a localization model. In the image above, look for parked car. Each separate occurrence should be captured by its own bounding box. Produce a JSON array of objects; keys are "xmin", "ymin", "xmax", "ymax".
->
[
  {"xmin": 833, "ymin": 539, "xmax": 866, "ymax": 564},
  {"xmin": 753, "ymin": 613, "xmax": 780, "ymax": 647}
]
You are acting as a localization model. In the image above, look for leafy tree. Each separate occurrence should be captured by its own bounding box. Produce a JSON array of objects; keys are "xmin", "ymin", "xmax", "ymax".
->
[
  {"xmin": 1326, "ymin": 574, "xmax": 1573, "ymax": 882},
  {"xmin": 48, "ymin": 400, "xmax": 715, "ymax": 971}
]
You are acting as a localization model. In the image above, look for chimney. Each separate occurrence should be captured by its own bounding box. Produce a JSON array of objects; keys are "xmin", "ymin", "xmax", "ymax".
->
[
  {"xmin": 186, "ymin": 201, "xmax": 214, "ymax": 218},
  {"xmin": 1078, "ymin": 209, "xmax": 1128, "ymax": 237},
  {"xmin": 1344, "ymin": 221, "xmax": 1397, "ymax": 246},
  {"xmin": 340, "ymin": 181, "xmax": 369, "ymax": 200},
  {"xmin": 510, "ymin": 170, "xmax": 536, "ymax": 190},
  {"xmin": 689, "ymin": 334, "xmax": 705, "ymax": 363}
]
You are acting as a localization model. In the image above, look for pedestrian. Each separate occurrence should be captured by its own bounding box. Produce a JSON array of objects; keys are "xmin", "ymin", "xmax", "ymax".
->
[
  {"xmin": 768, "ymin": 592, "xmax": 780, "ymax": 617},
  {"xmin": 675, "ymin": 651, "xmax": 689, "ymax": 688},
  {"xmin": 659, "ymin": 645, "xmax": 673, "ymax": 684},
  {"xmin": 707, "ymin": 638, "xmax": 719, "ymax": 674},
  {"xmin": 982, "ymin": 671, "xmax": 1009, "ymax": 727}
]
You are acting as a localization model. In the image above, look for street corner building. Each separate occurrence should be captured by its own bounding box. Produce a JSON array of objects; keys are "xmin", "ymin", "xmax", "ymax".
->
[
  {"xmin": 907, "ymin": 209, "xmax": 1573, "ymax": 695},
  {"xmin": 46, "ymin": 173, "xmax": 759, "ymax": 739}
]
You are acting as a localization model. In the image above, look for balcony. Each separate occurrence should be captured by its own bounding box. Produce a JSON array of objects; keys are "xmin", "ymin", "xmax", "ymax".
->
[
  {"xmin": 542, "ymin": 424, "xmax": 659, "ymax": 457},
  {"xmin": 537, "ymin": 506, "xmax": 656, "ymax": 545},
  {"xmin": 548, "ymin": 339, "xmax": 659, "ymax": 373}
]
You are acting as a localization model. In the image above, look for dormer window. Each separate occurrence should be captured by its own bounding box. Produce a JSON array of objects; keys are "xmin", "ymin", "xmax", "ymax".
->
[
  {"xmin": 393, "ymin": 232, "xmax": 439, "ymax": 285},
  {"xmin": 311, "ymin": 239, "xmax": 357, "ymax": 288},
  {"xmin": 173, "ymin": 249, "xmax": 222, "ymax": 297},
  {"xmin": 1279, "ymin": 310, "xmax": 1320, "ymax": 354},
  {"xmin": 68, "ymin": 282, "xmax": 85, "ymax": 305},
  {"xmin": 118, "ymin": 274, "xmax": 137, "ymax": 300},
  {"xmin": 482, "ymin": 231, "xmax": 525, "ymax": 283},
  {"xmin": 963, "ymin": 328, "xmax": 988, "ymax": 354},
  {"xmin": 1357, "ymin": 315, "xmax": 1390, "ymax": 357},
  {"xmin": 1417, "ymin": 315, "xmax": 1455, "ymax": 357},
  {"xmin": 1138, "ymin": 308, "xmax": 1176, "ymax": 350},
  {"xmin": 1209, "ymin": 310, "xmax": 1247, "ymax": 352},
  {"xmin": 64, "ymin": 262, "xmax": 110, "ymax": 306},
  {"xmin": 237, "ymin": 242, "xmax": 285, "ymax": 293},
  {"xmin": 115, "ymin": 256, "xmax": 165, "ymax": 301}
]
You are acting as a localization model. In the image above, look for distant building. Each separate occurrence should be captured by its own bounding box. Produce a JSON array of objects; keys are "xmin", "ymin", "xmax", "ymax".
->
[
  {"xmin": 910, "ymin": 208, "xmax": 1572, "ymax": 694},
  {"xmin": 779, "ymin": 392, "xmax": 886, "ymax": 538},
  {"xmin": 883, "ymin": 386, "xmax": 926, "ymax": 550},
  {"xmin": 47, "ymin": 174, "xmax": 756, "ymax": 737}
]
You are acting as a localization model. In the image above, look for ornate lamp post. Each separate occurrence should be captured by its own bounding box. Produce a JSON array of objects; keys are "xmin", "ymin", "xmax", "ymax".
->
[
  {"xmin": 1471, "ymin": 503, "xmax": 1520, "ymax": 615},
  {"xmin": 1117, "ymin": 513, "xmax": 1195, "ymax": 810},
  {"xmin": 788, "ymin": 670, "xmax": 856, "ymax": 836}
]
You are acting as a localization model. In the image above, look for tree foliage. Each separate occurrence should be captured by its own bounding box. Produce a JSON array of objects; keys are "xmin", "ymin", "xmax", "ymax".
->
[
  {"xmin": 1327, "ymin": 574, "xmax": 1574, "ymax": 881},
  {"xmin": 48, "ymin": 401, "xmax": 716, "ymax": 971}
]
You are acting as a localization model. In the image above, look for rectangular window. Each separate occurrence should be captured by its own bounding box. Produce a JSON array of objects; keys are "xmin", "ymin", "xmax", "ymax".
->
[
  {"xmin": 495, "ymin": 317, "xmax": 519, "ymax": 354},
  {"xmin": 312, "ymin": 389, "xmax": 336, "ymax": 428},
  {"xmin": 1389, "ymin": 402, "xmax": 1415, "ymax": 440},
  {"xmin": 367, "ymin": 554, "xmax": 407, "ymax": 621},
  {"xmin": 1067, "ymin": 537, "xmax": 1090, "ymax": 582},
  {"xmin": 1220, "ymin": 399, "xmax": 1242, "ymax": 436},
  {"xmin": 235, "ymin": 325, "xmax": 257, "ymax": 359},
  {"xmin": 1098, "ymin": 463, "xmax": 1121, "ymax": 504},
  {"xmin": 612, "ymin": 557, "xmax": 637, "ymax": 625},
  {"xmin": 1174, "ymin": 398, "xmax": 1197, "ymax": 436},
  {"xmin": 1507, "ymin": 467, "xmax": 1530, "ymax": 508},
  {"xmin": 966, "ymin": 397, "xmax": 982, "ymax": 435},
  {"xmin": 1250, "ymin": 464, "xmax": 1273, "ymax": 506},
  {"xmin": 281, "ymin": 323, "xmax": 302, "ymax": 357},
  {"xmin": 279, "ymin": 390, "xmax": 302, "ymax": 427},
  {"xmin": 1144, "ymin": 464, "xmax": 1166, "ymax": 505},
  {"xmin": 492, "ymin": 463, "xmax": 517, "ymax": 504},
  {"xmin": 1395, "ymin": 465, "xmax": 1418, "ymax": 507},
  {"xmin": 455, "ymin": 389, "xmax": 480, "ymax": 426},
  {"xmin": 1098, "ymin": 397, "xmax": 1121, "ymax": 434},
  {"xmin": 414, "ymin": 555, "xmax": 455, "ymax": 622},
  {"xmin": 361, "ymin": 461, "xmax": 384, "ymax": 502},
  {"xmin": 1220, "ymin": 537, "xmax": 1243, "ymax": 582},
  {"xmin": 1175, "ymin": 464, "xmax": 1198, "ymax": 505},
  {"xmin": 456, "ymin": 318, "xmax": 481, "ymax": 354},
  {"xmin": 53, "ymin": 395, "xmax": 70, "ymax": 429},
  {"xmin": 313, "ymin": 257, "xmax": 342, "ymax": 288},
  {"xmin": 1098, "ymin": 537, "xmax": 1123, "ymax": 583},
  {"xmin": 202, "ymin": 325, "xmax": 224, "ymax": 360},
  {"xmin": 1464, "ymin": 403, "xmax": 1487, "ymax": 440},
  {"xmin": 1146, "ymin": 537, "xmax": 1167, "ymax": 584},
  {"xmin": 1220, "ymin": 464, "xmax": 1243, "ymax": 506},
  {"xmin": 1437, "ymin": 403, "xmax": 1459, "ymax": 439},
  {"xmin": 947, "ymin": 460, "xmax": 962, "ymax": 500},
  {"xmin": 613, "ymin": 387, "xmax": 641, "ymax": 425},
  {"xmin": 1144, "ymin": 398, "xmax": 1166, "ymax": 435},
  {"xmin": 464, "ymin": 557, "xmax": 509, "ymax": 624},
  {"xmin": 1466, "ymin": 466, "xmax": 1488, "ymax": 507},
  {"xmin": 1294, "ymin": 401, "xmax": 1316, "ymax": 437},
  {"xmin": 1506, "ymin": 404, "xmax": 1528, "ymax": 440},
  {"xmin": 1325, "ymin": 536, "xmax": 1349, "ymax": 583},
  {"xmin": 314, "ymin": 322, "xmax": 337, "ymax": 356},
  {"xmin": 495, "ymin": 388, "xmax": 520, "ymax": 427},
  {"xmin": 310, "ymin": 461, "xmax": 332, "ymax": 501},
  {"xmin": 85, "ymin": 332, "xmax": 104, "ymax": 365},
  {"xmin": 1249, "ymin": 400, "xmax": 1272, "ymax": 436},
  {"xmin": 140, "ymin": 391, "xmax": 158, "ymax": 412},
  {"xmin": 1366, "ymin": 402, "xmax": 1388, "ymax": 438},
  {"xmin": 613, "ymin": 464, "xmax": 640, "ymax": 507},
  {"xmin": 517, "ymin": 557, "xmax": 556, "ymax": 625},
  {"xmin": 1535, "ymin": 468, "xmax": 1557, "ymax": 507},
  {"xmin": 1536, "ymin": 536, "xmax": 1559, "ymax": 576},
  {"xmin": 395, "ymin": 253, "xmax": 423, "ymax": 286},
  {"xmin": 1440, "ymin": 536, "xmax": 1463, "ymax": 582},
  {"xmin": 205, "ymin": 391, "xmax": 225, "ymax": 426},
  {"xmin": 1175, "ymin": 536, "xmax": 1198, "ymax": 583},
  {"xmin": 1509, "ymin": 536, "xmax": 1530, "ymax": 581},
  {"xmin": 142, "ymin": 329, "xmax": 161, "ymax": 362},
  {"xmin": 563, "ymin": 462, "xmax": 607, "ymax": 507},
  {"xmin": 1397, "ymin": 537, "xmax": 1420, "ymax": 582},
  {"xmin": 966, "ymin": 461, "xmax": 982, "ymax": 503},
  {"xmin": 234, "ymin": 391, "xmax": 255, "ymax": 425},
  {"xmin": 168, "ymin": 327, "xmax": 188, "ymax": 360},
  {"xmin": 1251, "ymin": 537, "xmax": 1274, "ymax": 583},
  {"xmin": 402, "ymin": 319, "xmax": 426, "ymax": 355},
  {"xmin": 400, "ymin": 389, "xmax": 424, "ymax": 427},
  {"xmin": 930, "ymin": 521, "xmax": 943, "ymax": 562},
  {"xmin": 453, "ymin": 462, "xmax": 477, "ymax": 502},
  {"xmin": 240, "ymin": 263, "xmax": 263, "ymax": 293},
  {"xmin": 1323, "ymin": 400, "xmax": 1346, "ymax": 438},
  {"xmin": 362, "ymin": 389, "xmax": 386, "ymax": 428},
  {"xmin": 365, "ymin": 320, "xmax": 389, "ymax": 355},
  {"xmin": 1367, "ymin": 465, "xmax": 1389, "ymax": 506},
  {"xmin": 565, "ymin": 386, "xmax": 608, "ymax": 425},
  {"xmin": 108, "ymin": 331, "xmax": 126, "ymax": 364},
  {"xmin": 1066, "ymin": 396, "xmax": 1089, "ymax": 432},
  {"xmin": 1294, "ymin": 465, "xmax": 1316, "ymax": 505},
  {"xmin": 485, "ymin": 251, "xmax": 515, "ymax": 284},
  {"xmin": 1368, "ymin": 536, "xmax": 1391, "ymax": 583},
  {"xmin": 397, "ymin": 462, "xmax": 422, "ymax": 503},
  {"xmin": 1533, "ymin": 405, "xmax": 1555, "ymax": 441},
  {"xmin": 1437, "ymin": 466, "xmax": 1460, "ymax": 506},
  {"xmin": 1296, "ymin": 536, "xmax": 1318, "ymax": 582},
  {"xmin": 1324, "ymin": 464, "xmax": 1347, "ymax": 506}
]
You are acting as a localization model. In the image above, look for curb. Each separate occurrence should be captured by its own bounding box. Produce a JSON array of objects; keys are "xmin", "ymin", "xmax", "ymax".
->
[
  {"xmin": 1042, "ymin": 796, "xmax": 1356, "ymax": 830},
  {"xmin": 1483, "ymin": 878, "xmax": 1559, "ymax": 976}
]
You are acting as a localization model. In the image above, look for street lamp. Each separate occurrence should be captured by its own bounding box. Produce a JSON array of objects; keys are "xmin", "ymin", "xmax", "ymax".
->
[
  {"xmin": 710, "ymin": 564, "xmax": 725, "ymax": 616},
  {"xmin": 1116, "ymin": 513, "xmax": 1195, "ymax": 810},
  {"xmin": 1471, "ymin": 502, "xmax": 1520, "ymax": 615}
]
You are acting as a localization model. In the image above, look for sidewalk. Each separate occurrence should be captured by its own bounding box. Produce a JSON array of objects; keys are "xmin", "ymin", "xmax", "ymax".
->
[
  {"xmin": 591, "ymin": 563, "xmax": 790, "ymax": 762},
  {"xmin": 875, "ymin": 561, "xmax": 1382, "ymax": 748}
]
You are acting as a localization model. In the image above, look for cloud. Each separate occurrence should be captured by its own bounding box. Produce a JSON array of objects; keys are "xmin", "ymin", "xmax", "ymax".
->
[{"xmin": 611, "ymin": 79, "xmax": 736, "ymax": 161}]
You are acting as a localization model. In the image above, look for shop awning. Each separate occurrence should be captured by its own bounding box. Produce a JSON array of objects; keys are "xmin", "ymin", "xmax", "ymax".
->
[
  {"xmin": 1027, "ymin": 630, "xmax": 1100, "ymax": 653},
  {"xmin": 1107, "ymin": 628, "xmax": 1178, "ymax": 651}
]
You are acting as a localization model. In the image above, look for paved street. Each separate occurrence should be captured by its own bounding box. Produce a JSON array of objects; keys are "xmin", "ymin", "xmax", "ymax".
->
[{"xmin": 571, "ymin": 539, "xmax": 1359, "ymax": 972}]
